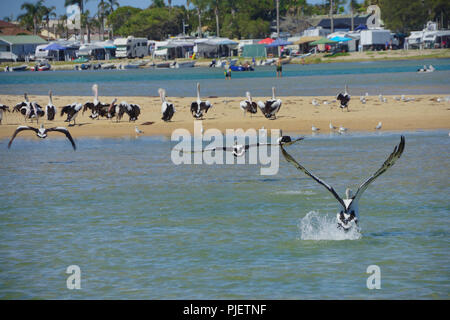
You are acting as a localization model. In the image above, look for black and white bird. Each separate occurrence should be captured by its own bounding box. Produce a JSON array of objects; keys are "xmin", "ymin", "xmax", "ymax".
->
[
  {"xmin": 257, "ymin": 87, "xmax": 282, "ymax": 119},
  {"xmin": 159, "ymin": 88, "xmax": 175, "ymax": 122},
  {"xmin": 116, "ymin": 101, "xmax": 141, "ymax": 122},
  {"xmin": 312, "ymin": 125, "xmax": 320, "ymax": 132},
  {"xmin": 280, "ymin": 136, "xmax": 405, "ymax": 231},
  {"xmin": 336, "ymin": 85, "xmax": 351, "ymax": 112},
  {"xmin": 191, "ymin": 132, "xmax": 303, "ymax": 157},
  {"xmin": 190, "ymin": 83, "xmax": 212, "ymax": 119},
  {"xmin": 360, "ymin": 96, "xmax": 366, "ymax": 104},
  {"xmin": 8, "ymin": 124, "xmax": 76, "ymax": 150},
  {"xmin": 13, "ymin": 93, "xmax": 44, "ymax": 123},
  {"xmin": 239, "ymin": 91, "xmax": 258, "ymax": 116},
  {"xmin": 61, "ymin": 102, "xmax": 83, "ymax": 126},
  {"xmin": 45, "ymin": 90, "xmax": 56, "ymax": 121},
  {"xmin": 0, "ymin": 102, "xmax": 10, "ymax": 124},
  {"xmin": 106, "ymin": 98, "xmax": 118, "ymax": 120},
  {"xmin": 83, "ymin": 84, "xmax": 110, "ymax": 119}
]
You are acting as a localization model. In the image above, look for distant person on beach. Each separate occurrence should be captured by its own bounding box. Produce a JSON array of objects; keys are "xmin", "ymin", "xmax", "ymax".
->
[
  {"xmin": 224, "ymin": 64, "xmax": 231, "ymax": 80},
  {"xmin": 276, "ymin": 57, "xmax": 282, "ymax": 78}
]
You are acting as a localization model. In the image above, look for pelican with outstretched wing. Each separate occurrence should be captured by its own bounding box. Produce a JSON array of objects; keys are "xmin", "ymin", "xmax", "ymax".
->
[
  {"xmin": 8, "ymin": 124, "xmax": 77, "ymax": 150},
  {"xmin": 280, "ymin": 136, "xmax": 405, "ymax": 231}
]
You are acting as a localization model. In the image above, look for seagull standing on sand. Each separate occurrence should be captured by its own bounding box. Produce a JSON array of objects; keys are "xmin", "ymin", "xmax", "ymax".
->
[
  {"xmin": 135, "ymin": 126, "xmax": 143, "ymax": 135},
  {"xmin": 375, "ymin": 122, "xmax": 382, "ymax": 130},
  {"xmin": 312, "ymin": 125, "xmax": 320, "ymax": 132},
  {"xmin": 8, "ymin": 124, "xmax": 76, "ymax": 150},
  {"xmin": 312, "ymin": 99, "xmax": 320, "ymax": 107},
  {"xmin": 280, "ymin": 136, "xmax": 405, "ymax": 231},
  {"xmin": 360, "ymin": 96, "xmax": 366, "ymax": 104},
  {"xmin": 339, "ymin": 125, "xmax": 348, "ymax": 133},
  {"xmin": 329, "ymin": 122, "xmax": 337, "ymax": 131}
]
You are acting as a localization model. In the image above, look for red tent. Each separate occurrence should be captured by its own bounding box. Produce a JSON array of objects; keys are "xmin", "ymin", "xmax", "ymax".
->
[{"xmin": 258, "ymin": 38, "xmax": 274, "ymax": 44}]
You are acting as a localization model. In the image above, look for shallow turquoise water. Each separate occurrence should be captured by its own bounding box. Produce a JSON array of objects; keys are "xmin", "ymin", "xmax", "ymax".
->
[
  {"xmin": 0, "ymin": 131, "xmax": 448, "ymax": 299},
  {"xmin": 1, "ymin": 58, "xmax": 449, "ymax": 97}
]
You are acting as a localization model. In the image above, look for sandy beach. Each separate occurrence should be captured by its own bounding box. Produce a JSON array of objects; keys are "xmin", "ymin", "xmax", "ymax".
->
[{"xmin": 0, "ymin": 93, "xmax": 449, "ymax": 139}]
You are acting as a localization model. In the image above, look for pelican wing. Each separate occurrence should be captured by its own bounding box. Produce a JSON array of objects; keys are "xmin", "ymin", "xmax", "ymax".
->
[
  {"xmin": 280, "ymin": 145, "xmax": 346, "ymax": 209},
  {"xmin": 46, "ymin": 127, "xmax": 77, "ymax": 150},
  {"xmin": 353, "ymin": 135, "xmax": 405, "ymax": 203},
  {"xmin": 8, "ymin": 126, "xmax": 38, "ymax": 149}
]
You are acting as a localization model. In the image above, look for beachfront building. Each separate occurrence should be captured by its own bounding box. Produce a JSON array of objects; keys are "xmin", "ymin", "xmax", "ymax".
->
[
  {"xmin": 406, "ymin": 22, "xmax": 450, "ymax": 49},
  {"xmin": 0, "ymin": 35, "xmax": 47, "ymax": 62},
  {"xmin": 153, "ymin": 39, "xmax": 195, "ymax": 60}
]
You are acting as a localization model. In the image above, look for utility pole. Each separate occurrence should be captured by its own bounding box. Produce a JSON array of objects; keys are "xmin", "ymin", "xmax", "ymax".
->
[
  {"xmin": 276, "ymin": 0, "xmax": 280, "ymax": 56},
  {"xmin": 329, "ymin": 0, "xmax": 334, "ymax": 33},
  {"xmin": 182, "ymin": 20, "xmax": 189, "ymax": 36}
]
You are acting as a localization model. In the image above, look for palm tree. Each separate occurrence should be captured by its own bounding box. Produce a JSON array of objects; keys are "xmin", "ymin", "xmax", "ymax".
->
[
  {"xmin": 329, "ymin": 0, "xmax": 334, "ymax": 33},
  {"xmin": 211, "ymin": 0, "xmax": 220, "ymax": 37},
  {"xmin": 41, "ymin": 5, "xmax": 57, "ymax": 41},
  {"xmin": 18, "ymin": 1, "xmax": 45, "ymax": 35},
  {"xmin": 106, "ymin": 0, "xmax": 119, "ymax": 38},
  {"xmin": 349, "ymin": 0, "xmax": 358, "ymax": 31},
  {"xmin": 65, "ymin": 0, "xmax": 90, "ymax": 43},
  {"xmin": 192, "ymin": 0, "xmax": 207, "ymax": 38}
]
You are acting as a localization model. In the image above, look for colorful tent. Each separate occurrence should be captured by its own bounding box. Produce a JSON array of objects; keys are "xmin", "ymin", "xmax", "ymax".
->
[
  {"xmin": 258, "ymin": 38, "xmax": 274, "ymax": 44},
  {"xmin": 310, "ymin": 37, "xmax": 338, "ymax": 45},
  {"xmin": 265, "ymin": 38, "xmax": 293, "ymax": 47},
  {"xmin": 329, "ymin": 36, "xmax": 353, "ymax": 42}
]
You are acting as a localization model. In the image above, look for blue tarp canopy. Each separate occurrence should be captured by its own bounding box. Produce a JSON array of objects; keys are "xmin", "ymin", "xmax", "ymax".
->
[
  {"xmin": 355, "ymin": 24, "xmax": 368, "ymax": 31},
  {"xmin": 330, "ymin": 36, "xmax": 352, "ymax": 42},
  {"xmin": 43, "ymin": 43, "xmax": 67, "ymax": 50},
  {"xmin": 265, "ymin": 38, "xmax": 293, "ymax": 47}
]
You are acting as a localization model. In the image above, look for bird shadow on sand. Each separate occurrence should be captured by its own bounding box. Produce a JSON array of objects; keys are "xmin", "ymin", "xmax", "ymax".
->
[
  {"xmin": 68, "ymin": 123, "xmax": 90, "ymax": 127},
  {"xmin": 141, "ymin": 121, "xmax": 155, "ymax": 125}
]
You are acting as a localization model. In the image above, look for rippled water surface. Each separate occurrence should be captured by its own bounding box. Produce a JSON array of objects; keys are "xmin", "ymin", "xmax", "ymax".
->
[
  {"xmin": 0, "ymin": 131, "xmax": 448, "ymax": 299},
  {"xmin": 1, "ymin": 58, "xmax": 449, "ymax": 96}
]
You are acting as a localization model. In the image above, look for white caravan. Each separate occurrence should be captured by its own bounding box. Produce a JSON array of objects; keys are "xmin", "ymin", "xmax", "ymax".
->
[{"xmin": 113, "ymin": 36, "xmax": 148, "ymax": 58}]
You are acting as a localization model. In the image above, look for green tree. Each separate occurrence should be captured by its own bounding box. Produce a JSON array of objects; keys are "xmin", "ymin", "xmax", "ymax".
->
[
  {"xmin": 18, "ymin": 0, "xmax": 45, "ymax": 35},
  {"xmin": 379, "ymin": 0, "xmax": 428, "ymax": 33},
  {"xmin": 107, "ymin": 6, "xmax": 142, "ymax": 35},
  {"xmin": 41, "ymin": 4, "xmax": 56, "ymax": 40}
]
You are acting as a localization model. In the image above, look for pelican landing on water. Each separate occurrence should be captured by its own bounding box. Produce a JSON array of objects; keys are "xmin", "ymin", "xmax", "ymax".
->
[{"xmin": 280, "ymin": 136, "xmax": 405, "ymax": 231}]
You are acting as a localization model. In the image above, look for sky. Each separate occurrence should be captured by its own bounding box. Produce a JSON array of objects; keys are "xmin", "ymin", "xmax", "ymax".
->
[{"xmin": 0, "ymin": 0, "xmax": 348, "ymax": 20}]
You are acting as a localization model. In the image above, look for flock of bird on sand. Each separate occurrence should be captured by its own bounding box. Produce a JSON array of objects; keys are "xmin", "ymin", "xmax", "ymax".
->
[{"xmin": 0, "ymin": 81, "xmax": 440, "ymax": 152}]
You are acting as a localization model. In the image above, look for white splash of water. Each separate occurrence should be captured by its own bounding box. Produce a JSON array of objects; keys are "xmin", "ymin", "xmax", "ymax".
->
[{"xmin": 298, "ymin": 211, "xmax": 362, "ymax": 240}]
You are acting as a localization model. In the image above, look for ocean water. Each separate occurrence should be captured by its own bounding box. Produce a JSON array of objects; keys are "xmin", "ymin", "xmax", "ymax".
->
[
  {"xmin": 0, "ymin": 58, "xmax": 450, "ymax": 97},
  {"xmin": 0, "ymin": 130, "xmax": 448, "ymax": 299}
]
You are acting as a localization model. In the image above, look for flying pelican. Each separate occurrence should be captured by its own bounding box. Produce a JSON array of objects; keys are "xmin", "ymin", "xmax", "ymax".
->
[
  {"xmin": 239, "ymin": 91, "xmax": 258, "ymax": 116},
  {"xmin": 190, "ymin": 83, "xmax": 212, "ymax": 119},
  {"xmin": 8, "ymin": 124, "xmax": 76, "ymax": 150},
  {"xmin": 185, "ymin": 131, "xmax": 303, "ymax": 157},
  {"xmin": 280, "ymin": 136, "xmax": 405, "ymax": 231},
  {"xmin": 257, "ymin": 87, "xmax": 282, "ymax": 119},
  {"xmin": 336, "ymin": 85, "xmax": 350, "ymax": 111},
  {"xmin": 375, "ymin": 122, "xmax": 382, "ymax": 130},
  {"xmin": 45, "ymin": 90, "xmax": 56, "ymax": 121},
  {"xmin": 159, "ymin": 88, "xmax": 176, "ymax": 122},
  {"xmin": 0, "ymin": 103, "xmax": 10, "ymax": 125}
]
